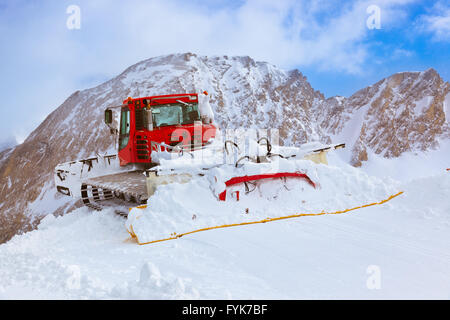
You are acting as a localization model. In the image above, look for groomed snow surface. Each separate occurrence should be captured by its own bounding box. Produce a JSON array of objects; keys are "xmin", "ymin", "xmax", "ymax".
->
[{"xmin": 1, "ymin": 154, "xmax": 449, "ymax": 299}]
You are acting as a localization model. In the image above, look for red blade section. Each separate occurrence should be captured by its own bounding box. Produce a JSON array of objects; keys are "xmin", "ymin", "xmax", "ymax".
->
[{"xmin": 218, "ymin": 172, "xmax": 316, "ymax": 201}]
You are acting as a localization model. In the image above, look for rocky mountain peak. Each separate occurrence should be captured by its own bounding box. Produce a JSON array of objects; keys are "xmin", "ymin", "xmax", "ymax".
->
[{"xmin": 316, "ymin": 68, "xmax": 449, "ymax": 166}]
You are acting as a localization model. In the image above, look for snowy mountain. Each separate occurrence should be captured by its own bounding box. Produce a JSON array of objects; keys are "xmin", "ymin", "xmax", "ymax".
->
[
  {"xmin": 315, "ymin": 68, "xmax": 450, "ymax": 166},
  {"xmin": 0, "ymin": 53, "xmax": 449, "ymax": 244}
]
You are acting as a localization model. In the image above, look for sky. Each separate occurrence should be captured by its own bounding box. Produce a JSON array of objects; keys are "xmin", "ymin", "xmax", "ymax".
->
[{"xmin": 0, "ymin": 0, "xmax": 449, "ymax": 145}]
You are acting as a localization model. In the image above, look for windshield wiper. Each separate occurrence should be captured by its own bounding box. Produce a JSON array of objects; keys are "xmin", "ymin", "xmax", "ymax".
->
[
  {"xmin": 157, "ymin": 123, "xmax": 176, "ymax": 127},
  {"xmin": 176, "ymin": 99, "xmax": 192, "ymax": 107}
]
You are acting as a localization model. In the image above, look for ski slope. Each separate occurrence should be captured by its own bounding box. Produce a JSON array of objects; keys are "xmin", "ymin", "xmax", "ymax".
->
[{"xmin": 0, "ymin": 156, "xmax": 449, "ymax": 299}]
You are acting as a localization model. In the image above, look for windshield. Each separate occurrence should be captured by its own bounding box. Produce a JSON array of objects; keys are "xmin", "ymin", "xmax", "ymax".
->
[{"xmin": 152, "ymin": 103, "xmax": 200, "ymax": 127}]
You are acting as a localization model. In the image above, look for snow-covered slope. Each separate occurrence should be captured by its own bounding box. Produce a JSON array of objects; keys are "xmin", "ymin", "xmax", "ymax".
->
[{"xmin": 1, "ymin": 157, "xmax": 448, "ymax": 299}]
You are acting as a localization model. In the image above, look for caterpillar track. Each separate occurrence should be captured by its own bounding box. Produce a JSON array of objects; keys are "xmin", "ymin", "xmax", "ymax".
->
[{"xmin": 80, "ymin": 170, "xmax": 148, "ymax": 216}]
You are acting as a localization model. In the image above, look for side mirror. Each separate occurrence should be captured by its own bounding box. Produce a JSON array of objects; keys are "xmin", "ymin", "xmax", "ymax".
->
[{"xmin": 104, "ymin": 109, "xmax": 113, "ymax": 125}]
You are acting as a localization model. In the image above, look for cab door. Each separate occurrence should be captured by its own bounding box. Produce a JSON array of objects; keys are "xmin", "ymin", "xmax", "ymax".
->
[{"xmin": 118, "ymin": 106, "xmax": 132, "ymax": 165}]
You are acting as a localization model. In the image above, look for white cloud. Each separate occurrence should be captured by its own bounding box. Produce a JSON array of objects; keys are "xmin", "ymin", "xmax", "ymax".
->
[
  {"xmin": 419, "ymin": 3, "xmax": 450, "ymax": 41},
  {"xmin": 65, "ymin": 0, "xmax": 415, "ymax": 73},
  {"xmin": 392, "ymin": 48, "xmax": 414, "ymax": 59}
]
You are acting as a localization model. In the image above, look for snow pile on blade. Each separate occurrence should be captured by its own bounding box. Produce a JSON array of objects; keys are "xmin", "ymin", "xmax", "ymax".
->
[
  {"xmin": 150, "ymin": 131, "xmax": 335, "ymax": 172},
  {"xmin": 126, "ymin": 158, "xmax": 399, "ymax": 244}
]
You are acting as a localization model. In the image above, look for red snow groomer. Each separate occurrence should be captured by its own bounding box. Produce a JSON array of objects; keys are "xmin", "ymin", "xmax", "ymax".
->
[
  {"xmin": 54, "ymin": 91, "xmax": 344, "ymax": 215},
  {"xmin": 104, "ymin": 93, "xmax": 216, "ymax": 166},
  {"xmin": 55, "ymin": 92, "xmax": 216, "ymax": 214}
]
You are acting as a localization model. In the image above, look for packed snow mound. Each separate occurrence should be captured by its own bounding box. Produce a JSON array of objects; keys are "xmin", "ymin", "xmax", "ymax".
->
[
  {"xmin": 394, "ymin": 172, "xmax": 450, "ymax": 221},
  {"xmin": 127, "ymin": 159, "xmax": 400, "ymax": 244}
]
